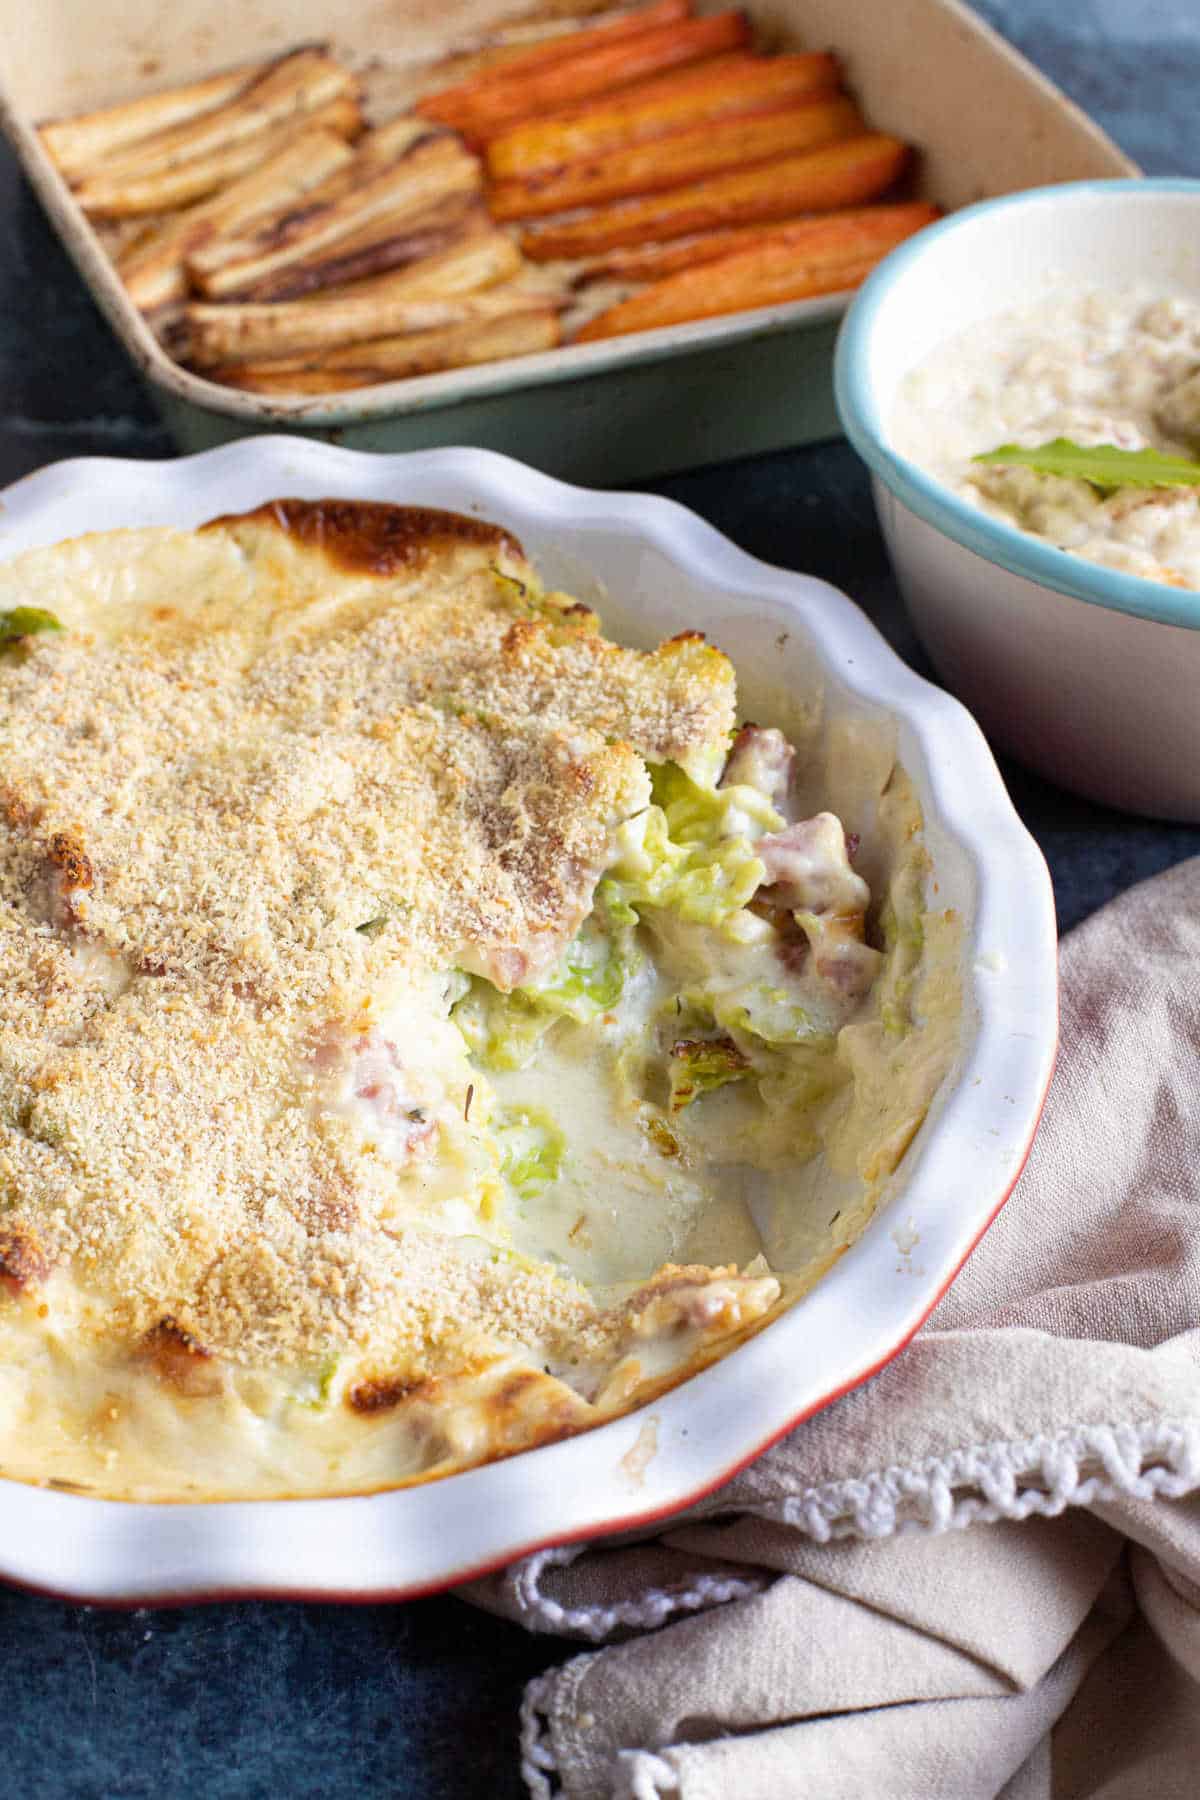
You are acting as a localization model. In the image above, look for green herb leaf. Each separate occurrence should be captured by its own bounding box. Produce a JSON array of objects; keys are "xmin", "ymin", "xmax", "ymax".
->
[
  {"xmin": 973, "ymin": 439, "xmax": 1200, "ymax": 492},
  {"xmin": 0, "ymin": 606, "xmax": 64, "ymax": 643},
  {"xmin": 356, "ymin": 916, "xmax": 389, "ymax": 938}
]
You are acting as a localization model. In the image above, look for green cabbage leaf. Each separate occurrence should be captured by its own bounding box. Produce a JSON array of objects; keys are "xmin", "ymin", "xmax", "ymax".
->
[
  {"xmin": 603, "ymin": 763, "xmax": 776, "ymax": 940},
  {"xmin": 452, "ymin": 905, "xmax": 638, "ymax": 1071},
  {"xmin": 667, "ymin": 1035, "xmax": 750, "ymax": 1111},
  {"xmin": 495, "ymin": 1106, "xmax": 565, "ymax": 1200}
]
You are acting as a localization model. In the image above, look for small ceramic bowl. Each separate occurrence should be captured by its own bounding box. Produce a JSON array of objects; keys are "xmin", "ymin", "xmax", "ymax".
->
[{"xmin": 834, "ymin": 178, "xmax": 1200, "ymax": 821}]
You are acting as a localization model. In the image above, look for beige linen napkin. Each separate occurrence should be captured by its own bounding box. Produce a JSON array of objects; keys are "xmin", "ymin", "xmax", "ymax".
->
[{"xmin": 463, "ymin": 856, "xmax": 1200, "ymax": 1799}]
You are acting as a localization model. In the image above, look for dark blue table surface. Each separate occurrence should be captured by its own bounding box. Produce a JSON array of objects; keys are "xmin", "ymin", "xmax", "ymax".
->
[{"xmin": 3, "ymin": 4, "xmax": 1200, "ymax": 1794}]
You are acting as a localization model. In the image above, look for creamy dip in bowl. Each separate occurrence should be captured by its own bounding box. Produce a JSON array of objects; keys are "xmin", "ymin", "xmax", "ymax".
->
[
  {"xmin": 835, "ymin": 179, "xmax": 1200, "ymax": 819},
  {"xmin": 892, "ymin": 288, "xmax": 1200, "ymax": 590}
]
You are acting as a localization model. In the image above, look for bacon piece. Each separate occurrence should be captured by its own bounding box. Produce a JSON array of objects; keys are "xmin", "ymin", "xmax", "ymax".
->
[
  {"xmin": 720, "ymin": 723, "xmax": 795, "ymax": 815},
  {"xmin": 347, "ymin": 1372, "xmax": 429, "ymax": 1414},
  {"xmin": 806, "ymin": 913, "xmax": 881, "ymax": 999},
  {"xmin": 31, "ymin": 831, "xmax": 94, "ymax": 931},
  {"xmin": 349, "ymin": 1036, "xmax": 440, "ymax": 1157},
  {"xmin": 757, "ymin": 814, "xmax": 884, "ymax": 1000},
  {"xmin": 756, "ymin": 812, "xmax": 869, "ymax": 916},
  {"xmin": 310, "ymin": 1027, "xmax": 441, "ymax": 1162},
  {"xmin": 0, "ymin": 1224, "xmax": 52, "ymax": 1293},
  {"xmin": 139, "ymin": 1319, "xmax": 224, "ymax": 1397}
]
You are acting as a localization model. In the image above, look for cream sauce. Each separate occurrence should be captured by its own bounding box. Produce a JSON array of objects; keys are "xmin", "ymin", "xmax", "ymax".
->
[{"xmin": 891, "ymin": 287, "xmax": 1200, "ymax": 589}]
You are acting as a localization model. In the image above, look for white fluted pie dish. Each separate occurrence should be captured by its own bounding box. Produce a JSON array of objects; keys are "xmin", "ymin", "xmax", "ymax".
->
[{"xmin": 0, "ymin": 438, "xmax": 1056, "ymax": 1602}]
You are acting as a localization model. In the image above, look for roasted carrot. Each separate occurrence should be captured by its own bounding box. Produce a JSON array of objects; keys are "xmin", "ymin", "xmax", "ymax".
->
[
  {"xmin": 575, "ymin": 202, "xmax": 938, "ymax": 338},
  {"xmin": 420, "ymin": 11, "xmax": 752, "ymax": 145},
  {"xmin": 542, "ymin": 48, "xmax": 754, "ymax": 108},
  {"xmin": 486, "ymin": 51, "xmax": 839, "ymax": 179},
  {"xmin": 414, "ymin": 9, "xmax": 663, "ymax": 95},
  {"xmin": 445, "ymin": 42, "xmax": 752, "ymax": 117},
  {"xmin": 579, "ymin": 254, "xmax": 877, "ymax": 338},
  {"xmin": 489, "ymin": 94, "xmax": 861, "ymax": 219},
  {"xmin": 211, "ymin": 307, "xmax": 562, "ymax": 391},
  {"xmin": 417, "ymin": 0, "xmax": 689, "ymax": 116},
  {"xmin": 576, "ymin": 220, "xmax": 801, "ymax": 283},
  {"xmin": 576, "ymin": 200, "xmax": 936, "ymax": 283},
  {"xmin": 522, "ymin": 133, "xmax": 910, "ymax": 258}
]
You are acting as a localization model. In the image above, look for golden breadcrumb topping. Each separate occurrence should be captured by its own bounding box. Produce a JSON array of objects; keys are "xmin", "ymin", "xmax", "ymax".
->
[{"xmin": 0, "ymin": 501, "xmax": 736, "ymax": 1371}]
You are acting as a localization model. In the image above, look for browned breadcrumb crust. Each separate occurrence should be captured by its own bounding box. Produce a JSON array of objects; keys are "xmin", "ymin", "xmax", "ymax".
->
[
  {"xmin": 0, "ymin": 500, "xmax": 738, "ymax": 1381},
  {"xmin": 203, "ymin": 496, "xmax": 524, "ymax": 575}
]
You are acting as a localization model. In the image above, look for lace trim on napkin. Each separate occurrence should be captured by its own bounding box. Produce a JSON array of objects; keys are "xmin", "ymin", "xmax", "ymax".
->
[
  {"xmin": 749, "ymin": 1417, "xmax": 1200, "ymax": 1543},
  {"xmin": 505, "ymin": 1544, "xmax": 769, "ymax": 1644},
  {"xmin": 516, "ymin": 1417, "xmax": 1200, "ymax": 1796}
]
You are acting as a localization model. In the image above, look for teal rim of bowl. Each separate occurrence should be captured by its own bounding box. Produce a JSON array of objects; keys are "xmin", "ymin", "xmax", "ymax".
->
[{"xmin": 834, "ymin": 178, "xmax": 1200, "ymax": 633}]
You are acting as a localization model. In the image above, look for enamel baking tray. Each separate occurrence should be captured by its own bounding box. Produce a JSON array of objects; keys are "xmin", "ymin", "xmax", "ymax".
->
[
  {"xmin": 0, "ymin": 0, "xmax": 1133, "ymax": 482},
  {"xmin": 0, "ymin": 438, "xmax": 1058, "ymax": 1603}
]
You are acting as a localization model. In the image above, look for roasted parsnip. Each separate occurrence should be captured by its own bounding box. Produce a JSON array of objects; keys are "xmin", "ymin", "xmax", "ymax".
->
[
  {"xmin": 185, "ymin": 284, "xmax": 556, "ymax": 366},
  {"xmin": 40, "ymin": 58, "xmax": 268, "ymax": 181},
  {"xmin": 190, "ymin": 136, "xmax": 482, "ymax": 299},
  {"xmin": 75, "ymin": 95, "xmax": 363, "ymax": 218},
  {"xmin": 213, "ymin": 306, "xmax": 561, "ymax": 390},
  {"xmin": 74, "ymin": 49, "xmax": 359, "ymax": 186},
  {"xmin": 117, "ymin": 125, "xmax": 360, "ymax": 311}
]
